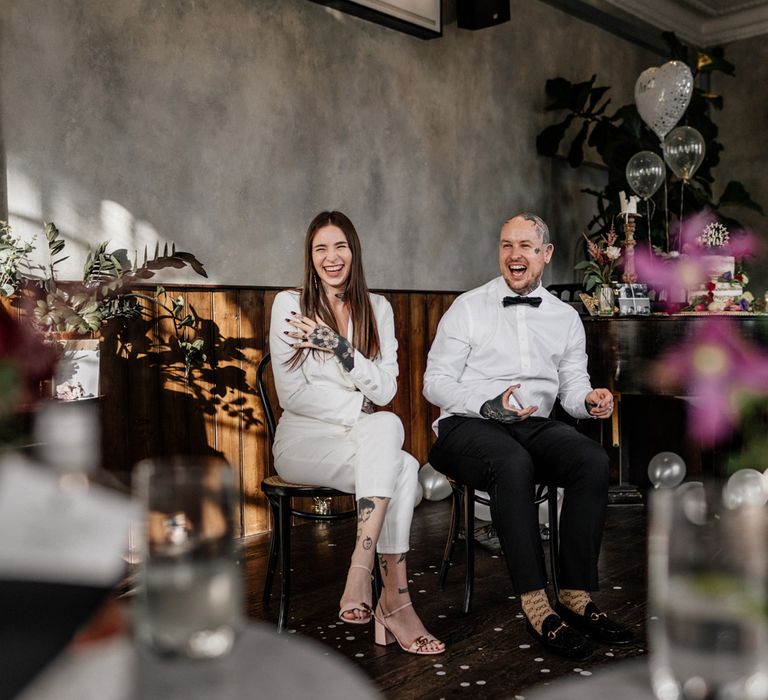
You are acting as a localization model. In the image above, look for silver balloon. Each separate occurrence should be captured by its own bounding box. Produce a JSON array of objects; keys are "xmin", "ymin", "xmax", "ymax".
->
[
  {"xmin": 648, "ymin": 452, "xmax": 686, "ymax": 489},
  {"xmin": 418, "ymin": 463, "xmax": 452, "ymax": 501},
  {"xmin": 626, "ymin": 151, "xmax": 665, "ymax": 200},
  {"xmin": 634, "ymin": 61, "xmax": 693, "ymax": 141},
  {"xmin": 663, "ymin": 126, "xmax": 705, "ymax": 181},
  {"xmin": 722, "ymin": 469, "xmax": 768, "ymax": 509}
]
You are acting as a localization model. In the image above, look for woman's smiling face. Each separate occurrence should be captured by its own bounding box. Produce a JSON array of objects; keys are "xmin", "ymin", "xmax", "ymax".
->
[{"xmin": 311, "ymin": 224, "xmax": 353, "ymax": 293}]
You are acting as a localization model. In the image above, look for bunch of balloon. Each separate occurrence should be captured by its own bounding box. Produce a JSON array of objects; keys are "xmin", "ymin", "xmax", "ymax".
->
[
  {"xmin": 634, "ymin": 60, "xmax": 694, "ymax": 251},
  {"xmin": 625, "ymin": 151, "xmax": 665, "ymax": 252},
  {"xmin": 663, "ymin": 126, "xmax": 706, "ymax": 250}
]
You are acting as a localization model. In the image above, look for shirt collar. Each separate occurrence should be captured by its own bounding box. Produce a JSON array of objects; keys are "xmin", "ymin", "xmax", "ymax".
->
[{"xmin": 494, "ymin": 277, "xmax": 545, "ymax": 304}]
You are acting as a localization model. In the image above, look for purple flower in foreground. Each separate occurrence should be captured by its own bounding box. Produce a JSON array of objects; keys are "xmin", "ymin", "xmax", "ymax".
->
[
  {"xmin": 724, "ymin": 229, "xmax": 763, "ymax": 261},
  {"xmin": 652, "ymin": 318, "xmax": 768, "ymax": 445},
  {"xmin": 634, "ymin": 248, "xmax": 708, "ymax": 311}
]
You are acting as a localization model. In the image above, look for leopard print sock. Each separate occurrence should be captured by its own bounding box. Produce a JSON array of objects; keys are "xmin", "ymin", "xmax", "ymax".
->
[
  {"xmin": 558, "ymin": 588, "xmax": 592, "ymax": 615},
  {"xmin": 521, "ymin": 589, "xmax": 555, "ymax": 634}
]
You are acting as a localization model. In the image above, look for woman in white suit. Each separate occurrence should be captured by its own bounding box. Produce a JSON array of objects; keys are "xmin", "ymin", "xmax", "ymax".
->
[{"xmin": 269, "ymin": 211, "xmax": 444, "ymax": 655}]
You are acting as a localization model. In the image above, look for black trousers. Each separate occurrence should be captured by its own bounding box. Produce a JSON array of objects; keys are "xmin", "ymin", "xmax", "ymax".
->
[{"xmin": 429, "ymin": 416, "xmax": 609, "ymax": 595}]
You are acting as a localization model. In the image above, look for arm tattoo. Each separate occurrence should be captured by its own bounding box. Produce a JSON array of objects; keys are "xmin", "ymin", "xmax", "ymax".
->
[
  {"xmin": 362, "ymin": 536, "xmax": 373, "ymax": 550},
  {"xmin": 398, "ymin": 587, "xmax": 408, "ymax": 595},
  {"xmin": 358, "ymin": 497, "xmax": 375, "ymax": 522},
  {"xmin": 397, "ymin": 553, "xmax": 406, "ymax": 564},
  {"xmin": 379, "ymin": 555, "xmax": 388, "ymax": 576},
  {"xmin": 307, "ymin": 325, "xmax": 355, "ymax": 371},
  {"xmin": 480, "ymin": 391, "xmax": 521, "ymax": 424}
]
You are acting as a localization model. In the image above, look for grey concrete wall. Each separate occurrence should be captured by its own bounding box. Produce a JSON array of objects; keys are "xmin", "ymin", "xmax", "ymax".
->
[
  {"xmin": 713, "ymin": 35, "xmax": 768, "ymax": 297},
  {"xmin": 1, "ymin": 0, "xmax": 658, "ymax": 291}
]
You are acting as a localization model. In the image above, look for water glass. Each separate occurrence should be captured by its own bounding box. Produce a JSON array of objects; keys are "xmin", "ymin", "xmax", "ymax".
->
[
  {"xmin": 648, "ymin": 483, "xmax": 768, "ymax": 700},
  {"xmin": 133, "ymin": 456, "xmax": 243, "ymax": 658}
]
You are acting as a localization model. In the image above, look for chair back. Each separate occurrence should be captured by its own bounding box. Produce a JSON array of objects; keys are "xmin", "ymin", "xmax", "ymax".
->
[
  {"xmin": 256, "ymin": 353, "xmax": 277, "ymax": 442},
  {"xmin": 546, "ymin": 283, "xmax": 583, "ymax": 302}
]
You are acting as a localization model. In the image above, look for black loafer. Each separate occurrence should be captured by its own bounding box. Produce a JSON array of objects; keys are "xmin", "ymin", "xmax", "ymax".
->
[
  {"xmin": 554, "ymin": 602, "xmax": 635, "ymax": 646},
  {"xmin": 525, "ymin": 613, "xmax": 596, "ymax": 660}
]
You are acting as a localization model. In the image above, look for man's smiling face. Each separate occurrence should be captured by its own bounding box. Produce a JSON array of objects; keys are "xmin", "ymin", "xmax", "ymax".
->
[{"xmin": 498, "ymin": 217, "xmax": 553, "ymax": 295}]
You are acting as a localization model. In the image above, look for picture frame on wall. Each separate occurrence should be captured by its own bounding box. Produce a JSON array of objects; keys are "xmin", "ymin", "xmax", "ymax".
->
[{"xmin": 308, "ymin": 0, "xmax": 442, "ymax": 39}]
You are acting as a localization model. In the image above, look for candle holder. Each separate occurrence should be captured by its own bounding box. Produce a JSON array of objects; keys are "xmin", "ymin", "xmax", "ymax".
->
[{"xmin": 621, "ymin": 213, "xmax": 640, "ymax": 284}]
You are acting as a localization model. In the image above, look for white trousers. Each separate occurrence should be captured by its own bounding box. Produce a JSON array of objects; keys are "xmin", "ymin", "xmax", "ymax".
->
[{"xmin": 273, "ymin": 412, "xmax": 419, "ymax": 553}]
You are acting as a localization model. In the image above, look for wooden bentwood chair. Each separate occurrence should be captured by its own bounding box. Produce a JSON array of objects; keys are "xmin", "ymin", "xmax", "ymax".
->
[
  {"xmin": 256, "ymin": 353, "xmax": 381, "ymax": 632},
  {"xmin": 439, "ymin": 480, "xmax": 560, "ymax": 614}
]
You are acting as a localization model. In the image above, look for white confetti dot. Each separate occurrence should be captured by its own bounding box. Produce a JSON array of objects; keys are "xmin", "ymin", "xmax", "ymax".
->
[
  {"xmin": 650, "ymin": 615, "xmax": 658, "ymax": 620},
  {"xmin": 605, "ymin": 652, "xmax": 614, "ymax": 657},
  {"xmin": 541, "ymin": 668, "xmax": 550, "ymax": 673},
  {"xmin": 518, "ymin": 644, "xmax": 531, "ymax": 649},
  {"xmin": 460, "ymin": 664, "xmax": 469, "ymax": 670},
  {"xmin": 580, "ymin": 671, "xmax": 592, "ymax": 676},
  {"xmin": 355, "ymin": 652, "xmax": 364, "ymax": 657},
  {"xmin": 573, "ymin": 668, "xmax": 582, "ymax": 672},
  {"xmin": 534, "ymin": 657, "xmax": 543, "ymax": 662},
  {"xmin": 436, "ymin": 671, "xmax": 446, "ymax": 676},
  {"xmin": 429, "ymin": 565, "xmax": 436, "ymax": 568},
  {"xmin": 346, "ymin": 636, "xmax": 355, "ymax": 641},
  {"xmin": 460, "ymin": 682, "xmax": 471, "ymax": 687},
  {"xmin": 288, "ymin": 629, "xmax": 296, "ymax": 634},
  {"xmin": 612, "ymin": 585, "xmax": 622, "ymax": 590},
  {"xmin": 494, "ymin": 627, "xmax": 503, "ymax": 632},
  {"xmin": 438, "ymin": 614, "xmax": 447, "ymax": 619},
  {"xmin": 476, "ymin": 681, "xmax": 486, "ymax": 686},
  {"xmin": 492, "ymin": 555, "xmax": 499, "ymax": 559},
  {"xmin": 515, "ymin": 613, "xmax": 524, "ymax": 619},
  {"xmin": 328, "ymin": 543, "xmax": 336, "ymax": 547},
  {"xmin": 419, "ymin": 589, "xmax": 427, "ymax": 593},
  {"xmin": 328, "ymin": 624, "xmax": 336, "ymax": 628},
  {"xmin": 433, "ymin": 663, "xmax": 443, "ymax": 668}
]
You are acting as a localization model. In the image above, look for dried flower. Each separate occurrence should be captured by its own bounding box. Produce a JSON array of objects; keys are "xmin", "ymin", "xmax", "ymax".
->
[{"xmin": 574, "ymin": 224, "xmax": 623, "ymax": 290}]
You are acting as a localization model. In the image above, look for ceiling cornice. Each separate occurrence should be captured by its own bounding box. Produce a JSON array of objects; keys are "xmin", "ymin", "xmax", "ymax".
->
[{"xmin": 604, "ymin": 0, "xmax": 768, "ymax": 44}]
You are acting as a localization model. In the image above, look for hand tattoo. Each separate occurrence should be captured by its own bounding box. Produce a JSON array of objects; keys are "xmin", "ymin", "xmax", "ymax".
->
[
  {"xmin": 307, "ymin": 325, "xmax": 355, "ymax": 371},
  {"xmin": 480, "ymin": 391, "xmax": 521, "ymax": 423},
  {"xmin": 361, "ymin": 397, "xmax": 375, "ymax": 414}
]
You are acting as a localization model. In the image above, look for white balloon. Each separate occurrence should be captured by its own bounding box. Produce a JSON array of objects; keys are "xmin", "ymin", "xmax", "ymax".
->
[
  {"xmin": 648, "ymin": 452, "xmax": 686, "ymax": 489},
  {"xmin": 413, "ymin": 480, "xmax": 424, "ymax": 508},
  {"xmin": 635, "ymin": 61, "xmax": 693, "ymax": 141},
  {"xmin": 418, "ymin": 463, "xmax": 452, "ymax": 501},
  {"xmin": 626, "ymin": 151, "xmax": 665, "ymax": 200},
  {"xmin": 723, "ymin": 469, "xmax": 768, "ymax": 509},
  {"xmin": 663, "ymin": 126, "xmax": 706, "ymax": 181}
]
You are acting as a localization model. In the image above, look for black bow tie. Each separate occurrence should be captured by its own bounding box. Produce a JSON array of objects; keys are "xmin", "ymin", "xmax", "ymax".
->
[{"xmin": 503, "ymin": 296, "xmax": 542, "ymax": 308}]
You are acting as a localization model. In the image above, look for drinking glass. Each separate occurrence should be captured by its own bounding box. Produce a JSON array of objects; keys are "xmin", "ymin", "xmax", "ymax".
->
[
  {"xmin": 133, "ymin": 455, "xmax": 243, "ymax": 658},
  {"xmin": 648, "ymin": 483, "xmax": 768, "ymax": 700}
]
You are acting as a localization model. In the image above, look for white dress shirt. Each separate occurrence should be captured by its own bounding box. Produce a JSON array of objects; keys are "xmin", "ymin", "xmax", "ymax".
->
[
  {"xmin": 423, "ymin": 277, "xmax": 594, "ymax": 433},
  {"xmin": 269, "ymin": 289, "xmax": 399, "ymax": 440}
]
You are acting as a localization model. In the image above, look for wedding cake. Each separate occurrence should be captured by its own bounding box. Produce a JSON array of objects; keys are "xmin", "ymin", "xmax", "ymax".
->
[{"xmin": 685, "ymin": 223, "xmax": 748, "ymax": 309}]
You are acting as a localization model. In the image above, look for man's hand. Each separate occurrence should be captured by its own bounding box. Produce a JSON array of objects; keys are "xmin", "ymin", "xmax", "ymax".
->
[
  {"xmin": 585, "ymin": 388, "xmax": 614, "ymax": 419},
  {"xmin": 480, "ymin": 384, "xmax": 538, "ymax": 423}
]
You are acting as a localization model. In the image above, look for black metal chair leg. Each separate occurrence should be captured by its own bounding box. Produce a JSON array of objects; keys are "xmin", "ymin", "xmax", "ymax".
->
[
  {"xmin": 463, "ymin": 485, "xmax": 475, "ymax": 614},
  {"xmin": 277, "ymin": 494, "xmax": 292, "ymax": 633},
  {"xmin": 547, "ymin": 487, "xmax": 560, "ymax": 599},
  {"xmin": 262, "ymin": 496, "xmax": 281, "ymax": 607},
  {"xmin": 438, "ymin": 486, "xmax": 462, "ymax": 589}
]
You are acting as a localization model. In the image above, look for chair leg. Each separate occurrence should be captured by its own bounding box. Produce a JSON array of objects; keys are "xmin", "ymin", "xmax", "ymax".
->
[
  {"xmin": 373, "ymin": 557, "xmax": 383, "ymax": 604},
  {"xmin": 438, "ymin": 486, "xmax": 462, "ymax": 590},
  {"xmin": 547, "ymin": 486, "xmax": 560, "ymax": 600},
  {"xmin": 262, "ymin": 495, "xmax": 281, "ymax": 608},
  {"xmin": 277, "ymin": 494, "xmax": 292, "ymax": 633},
  {"xmin": 463, "ymin": 485, "xmax": 475, "ymax": 614}
]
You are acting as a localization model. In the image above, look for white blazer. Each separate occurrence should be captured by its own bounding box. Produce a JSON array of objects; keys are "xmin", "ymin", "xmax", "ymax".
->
[{"xmin": 269, "ymin": 290, "xmax": 399, "ymax": 446}]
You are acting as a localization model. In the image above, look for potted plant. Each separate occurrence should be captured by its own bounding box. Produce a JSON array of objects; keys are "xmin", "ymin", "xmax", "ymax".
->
[{"xmin": 575, "ymin": 224, "xmax": 623, "ymax": 315}]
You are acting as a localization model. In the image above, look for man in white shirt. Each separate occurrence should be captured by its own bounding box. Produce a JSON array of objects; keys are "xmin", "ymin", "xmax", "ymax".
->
[{"xmin": 423, "ymin": 213, "xmax": 633, "ymax": 659}]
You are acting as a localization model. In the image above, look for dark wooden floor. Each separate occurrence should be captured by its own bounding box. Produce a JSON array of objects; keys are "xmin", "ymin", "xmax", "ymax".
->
[{"xmin": 244, "ymin": 500, "xmax": 648, "ymax": 699}]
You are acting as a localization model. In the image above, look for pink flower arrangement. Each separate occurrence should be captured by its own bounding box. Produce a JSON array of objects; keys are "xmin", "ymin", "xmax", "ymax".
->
[{"xmin": 575, "ymin": 225, "xmax": 623, "ymax": 290}]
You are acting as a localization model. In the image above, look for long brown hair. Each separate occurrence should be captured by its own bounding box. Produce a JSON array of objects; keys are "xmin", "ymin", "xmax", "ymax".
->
[{"xmin": 288, "ymin": 211, "xmax": 380, "ymax": 368}]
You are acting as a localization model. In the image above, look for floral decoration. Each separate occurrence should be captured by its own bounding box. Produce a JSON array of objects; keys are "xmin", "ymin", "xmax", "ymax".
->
[{"xmin": 575, "ymin": 224, "xmax": 623, "ymax": 291}]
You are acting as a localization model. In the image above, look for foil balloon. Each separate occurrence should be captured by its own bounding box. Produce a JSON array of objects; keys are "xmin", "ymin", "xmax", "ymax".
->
[
  {"xmin": 648, "ymin": 452, "xmax": 686, "ymax": 489},
  {"xmin": 418, "ymin": 463, "xmax": 452, "ymax": 501},
  {"xmin": 635, "ymin": 60, "xmax": 693, "ymax": 141},
  {"xmin": 663, "ymin": 126, "xmax": 706, "ymax": 181},
  {"xmin": 723, "ymin": 468, "xmax": 768, "ymax": 509},
  {"xmin": 626, "ymin": 151, "xmax": 665, "ymax": 200}
]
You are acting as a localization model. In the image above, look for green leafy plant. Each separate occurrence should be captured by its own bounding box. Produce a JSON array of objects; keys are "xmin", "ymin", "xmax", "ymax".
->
[
  {"xmin": 536, "ymin": 32, "xmax": 763, "ymax": 251},
  {"xmin": 0, "ymin": 220, "xmax": 209, "ymax": 374}
]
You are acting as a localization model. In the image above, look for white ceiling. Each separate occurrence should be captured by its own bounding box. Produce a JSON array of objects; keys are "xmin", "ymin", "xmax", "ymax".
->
[{"xmin": 605, "ymin": 0, "xmax": 768, "ymax": 43}]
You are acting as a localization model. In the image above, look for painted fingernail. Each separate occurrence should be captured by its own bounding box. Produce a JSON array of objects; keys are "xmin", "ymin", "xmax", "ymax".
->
[
  {"xmin": 290, "ymin": 311, "xmax": 297, "ymax": 315},
  {"xmin": 283, "ymin": 331, "xmax": 289, "ymax": 335}
]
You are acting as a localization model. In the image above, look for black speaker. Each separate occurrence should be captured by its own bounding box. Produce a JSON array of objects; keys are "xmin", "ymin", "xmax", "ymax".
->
[{"xmin": 456, "ymin": 0, "xmax": 510, "ymax": 30}]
